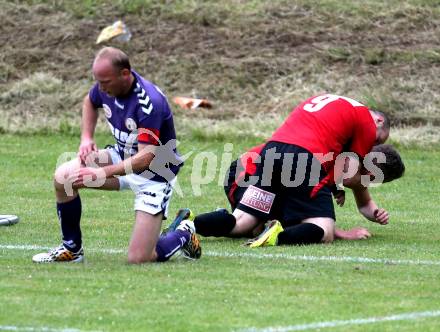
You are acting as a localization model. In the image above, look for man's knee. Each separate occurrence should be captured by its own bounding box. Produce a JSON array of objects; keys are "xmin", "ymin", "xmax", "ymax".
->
[
  {"xmin": 128, "ymin": 211, "xmax": 162, "ymax": 264},
  {"xmin": 231, "ymin": 209, "xmax": 260, "ymax": 236},
  {"xmin": 302, "ymin": 217, "xmax": 335, "ymax": 243},
  {"xmin": 127, "ymin": 249, "xmax": 156, "ymax": 264},
  {"xmin": 54, "ymin": 159, "xmax": 81, "ymax": 192},
  {"xmin": 322, "ymin": 228, "xmax": 334, "ymax": 243}
]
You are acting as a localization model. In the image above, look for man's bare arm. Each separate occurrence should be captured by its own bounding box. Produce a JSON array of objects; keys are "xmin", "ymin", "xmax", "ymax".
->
[
  {"xmin": 341, "ymin": 156, "xmax": 389, "ymax": 225},
  {"xmin": 78, "ymin": 95, "xmax": 99, "ymax": 163}
]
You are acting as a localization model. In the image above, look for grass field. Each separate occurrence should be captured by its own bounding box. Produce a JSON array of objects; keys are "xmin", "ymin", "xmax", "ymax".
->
[
  {"xmin": 2, "ymin": 1, "xmax": 440, "ymax": 331},
  {"xmin": 1, "ymin": 132, "xmax": 440, "ymax": 332}
]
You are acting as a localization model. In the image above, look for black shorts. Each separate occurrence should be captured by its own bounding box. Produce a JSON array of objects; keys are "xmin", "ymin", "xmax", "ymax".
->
[
  {"xmin": 225, "ymin": 141, "xmax": 335, "ymax": 227},
  {"xmin": 224, "ymin": 159, "xmax": 247, "ymax": 210}
]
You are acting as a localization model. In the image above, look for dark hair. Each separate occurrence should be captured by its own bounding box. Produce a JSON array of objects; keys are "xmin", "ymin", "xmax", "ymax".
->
[
  {"xmin": 95, "ymin": 47, "xmax": 131, "ymax": 72},
  {"xmin": 371, "ymin": 144, "xmax": 405, "ymax": 182},
  {"xmin": 372, "ymin": 110, "xmax": 391, "ymax": 130}
]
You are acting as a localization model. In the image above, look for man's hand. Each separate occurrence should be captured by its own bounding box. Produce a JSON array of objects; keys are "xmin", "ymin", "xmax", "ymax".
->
[
  {"xmin": 373, "ymin": 208, "xmax": 389, "ymax": 225},
  {"xmin": 69, "ymin": 167, "xmax": 107, "ymax": 188},
  {"xmin": 78, "ymin": 139, "xmax": 98, "ymax": 164},
  {"xmin": 333, "ymin": 190, "xmax": 346, "ymax": 207},
  {"xmin": 335, "ymin": 227, "xmax": 371, "ymax": 240}
]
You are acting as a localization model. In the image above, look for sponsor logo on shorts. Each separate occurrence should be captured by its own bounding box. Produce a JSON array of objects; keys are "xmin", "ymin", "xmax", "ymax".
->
[
  {"xmin": 143, "ymin": 201, "xmax": 159, "ymax": 209},
  {"xmin": 141, "ymin": 191, "xmax": 157, "ymax": 197},
  {"xmin": 239, "ymin": 185, "xmax": 275, "ymax": 214}
]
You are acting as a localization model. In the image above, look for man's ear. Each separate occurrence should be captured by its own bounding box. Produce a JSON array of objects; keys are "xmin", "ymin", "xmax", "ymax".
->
[
  {"xmin": 375, "ymin": 114, "xmax": 385, "ymax": 128},
  {"xmin": 121, "ymin": 68, "xmax": 131, "ymax": 77}
]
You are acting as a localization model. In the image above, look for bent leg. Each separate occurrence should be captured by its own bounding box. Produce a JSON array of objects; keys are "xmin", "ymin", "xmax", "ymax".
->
[
  {"xmin": 302, "ymin": 217, "xmax": 335, "ymax": 243},
  {"xmin": 128, "ymin": 178, "xmax": 193, "ymax": 264},
  {"xmin": 128, "ymin": 211, "xmax": 195, "ymax": 264},
  {"xmin": 192, "ymin": 208, "xmax": 261, "ymax": 238},
  {"xmin": 193, "ymin": 209, "xmax": 237, "ymax": 237},
  {"xmin": 53, "ymin": 150, "xmax": 119, "ymax": 252},
  {"xmin": 127, "ymin": 211, "xmax": 163, "ymax": 264},
  {"xmin": 278, "ymin": 217, "xmax": 335, "ymax": 245},
  {"xmin": 230, "ymin": 209, "xmax": 261, "ymax": 237},
  {"xmin": 54, "ymin": 150, "xmax": 119, "ymax": 203}
]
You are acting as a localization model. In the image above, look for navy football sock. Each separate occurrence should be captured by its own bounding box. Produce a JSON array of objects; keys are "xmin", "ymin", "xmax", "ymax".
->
[
  {"xmin": 193, "ymin": 210, "xmax": 236, "ymax": 237},
  {"xmin": 155, "ymin": 230, "xmax": 190, "ymax": 262},
  {"xmin": 277, "ymin": 223, "xmax": 324, "ymax": 245},
  {"xmin": 57, "ymin": 195, "xmax": 82, "ymax": 252}
]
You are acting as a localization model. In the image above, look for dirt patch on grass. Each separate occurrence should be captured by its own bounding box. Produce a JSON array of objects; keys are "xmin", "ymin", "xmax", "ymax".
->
[{"xmin": 1, "ymin": 0, "xmax": 440, "ymax": 131}]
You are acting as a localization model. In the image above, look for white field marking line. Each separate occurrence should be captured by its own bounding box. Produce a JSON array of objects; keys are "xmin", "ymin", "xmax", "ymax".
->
[
  {"xmin": 205, "ymin": 251, "xmax": 440, "ymax": 266},
  {"xmin": 236, "ymin": 310, "xmax": 440, "ymax": 332},
  {"xmin": 0, "ymin": 325, "xmax": 102, "ymax": 332},
  {"xmin": 2, "ymin": 244, "xmax": 440, "ymax": 266},
  {"xmin": 0, "ymin": 244, "xmax": 124, "ymax": 254}
]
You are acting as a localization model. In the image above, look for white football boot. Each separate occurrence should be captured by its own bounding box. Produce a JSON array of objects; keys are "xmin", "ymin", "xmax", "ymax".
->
[
  {"xmin": 32, "ymin": 245, "xmax": 84, "ymax": 263},
  {"xmin": 176, "ymin": 219, "xmax": 202, "ymax": 260}
]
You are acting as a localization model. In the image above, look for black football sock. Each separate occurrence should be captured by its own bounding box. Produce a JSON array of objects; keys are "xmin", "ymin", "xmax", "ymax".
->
[
  {"xmin": 277, "ymin": 223, "xmax": 324, "ymax": 245},
  {"xmin": 57, "ymin": 195, "xmax": 82, "ymax": 252},
  {"xmin": 193, "ymin": 210, "xmax": 236, "ymax": 237}
]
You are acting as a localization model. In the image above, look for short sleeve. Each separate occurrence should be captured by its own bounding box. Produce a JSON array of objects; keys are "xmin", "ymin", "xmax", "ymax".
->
[
  {"xmin": 137, "ymin": 95, "xmax": 169, "ymax": 145},
  {"xmin": 89, "ymin": 83, "xmax": 103, "ymax": 108},
  {"xmin": 349, "ymin": 117, "xmax": 376, "ymax": 158}
]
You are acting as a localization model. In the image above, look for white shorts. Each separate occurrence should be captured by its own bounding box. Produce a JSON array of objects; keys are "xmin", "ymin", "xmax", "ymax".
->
[{"xmin": 107, "ymin": 146, "xmax": 176, "ymax": 218}]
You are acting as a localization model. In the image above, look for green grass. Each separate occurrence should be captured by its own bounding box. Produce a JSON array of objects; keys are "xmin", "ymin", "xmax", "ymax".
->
[
  {"xmin": 2, "ymin": 1, "xmax": 440, "ymax": 330},
  {"xmin": 1, "ymin": 133, "xmax": 440, "ymax": 332}
]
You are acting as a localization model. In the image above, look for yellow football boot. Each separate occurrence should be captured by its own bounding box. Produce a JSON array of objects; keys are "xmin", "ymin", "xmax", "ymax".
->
[{"xmin": 247, "ymin": 220, "xmax": 284, "ymax": 248}]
